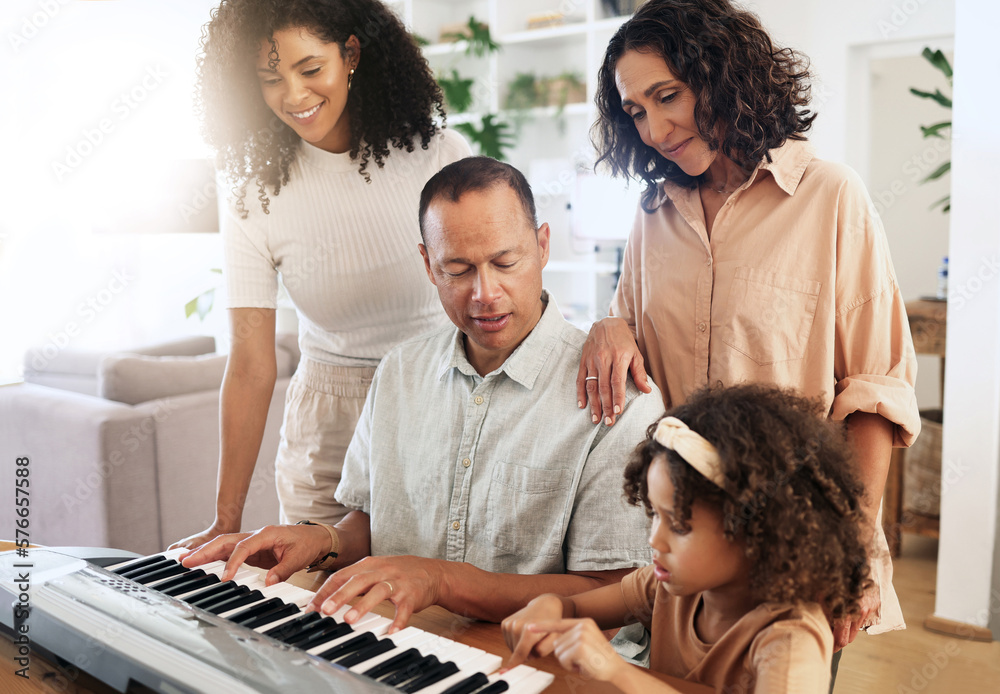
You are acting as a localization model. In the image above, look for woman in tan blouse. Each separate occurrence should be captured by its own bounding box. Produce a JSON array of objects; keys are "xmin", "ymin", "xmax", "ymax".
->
[{"xmin": 576, "ymin": 0, "xmax": 920, "ymax": 664}]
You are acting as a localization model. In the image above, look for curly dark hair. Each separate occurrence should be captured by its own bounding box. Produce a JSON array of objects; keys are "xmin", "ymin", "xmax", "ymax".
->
[
  {"xmin": 197, "ymin": 0, "xmax": 446, "ymax": 217},
  {"xmin": 593, "ymin": 0, "xmax": 816, "ymax": 211},
  {"xmin": 623, "ymin": 384, "xmax": 871, "ymax": 619}
]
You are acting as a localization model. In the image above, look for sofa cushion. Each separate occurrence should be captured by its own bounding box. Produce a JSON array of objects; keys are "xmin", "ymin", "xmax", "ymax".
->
[
  {"xmin": 98, "ymin": 337, "xmax": 297, "ymax": 406},
  {"xmin": 25, "ymin": 335, "xmax": 217, "ymax": 378},
  {"xmin": 99, "ymin": 353, "xmax": 228, "ymax": 405}
]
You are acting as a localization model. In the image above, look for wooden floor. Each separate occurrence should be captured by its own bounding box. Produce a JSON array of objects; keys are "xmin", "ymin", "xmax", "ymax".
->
[{"xmin": 837, "ymin": 535, "xmax": 1000, "ymax": 694}]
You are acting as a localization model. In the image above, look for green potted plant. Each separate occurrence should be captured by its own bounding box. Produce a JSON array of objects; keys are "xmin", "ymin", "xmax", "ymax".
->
[
  {"xmin": 433, "ymin": 16, "xmax": 514, "ymax": 160},
  {"xmin": 910, "ymin": 47, "xmax": 953, "ymax": 213}
]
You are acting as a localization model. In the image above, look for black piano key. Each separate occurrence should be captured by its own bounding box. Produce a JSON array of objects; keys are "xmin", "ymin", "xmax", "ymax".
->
[
  {"xmin": 401, "ymin": 661, "xmax": 460, "ymax": 693},
  {"xmin": 316, "ymin": 632, "xmax": 376, "ymax": 661},
  {"xmin": 282, "ymin": 615, "xmax": 343, "ymax": 644},
  {"xmin": 382, "ymin": 654, "xmax": 441, "ymax": 686},
  {"xmin": 473, "ymin": 682, "xmax": 510, "ymax": 694},
  {"xmin": 361, "ymin": 647, "xmax": 422, "ymax": 679},
  {"xmin": 110, "ymin": 554, "xmax": 165, "ymax": 575},
  {"xmin": 190, "ymin": 584, "xmax": 250, "ymax": 611},
  {"xmin": 439, "ymin": 672, "xmax": 490, "ymax": 694},
  {"xmin": 152, "ymin": 569, "xmax": 206, "ymax": 593},
  {"xmin": 333, "ymin": 638, "xmax": 395, "ymax": 668},
  {"xmin": 262, "ymin": 611, "xmax": 322, "ymax": 639},
  {"xmin": 281, "ymin": 616, "xmax": 341, "ymax": 645},
  {"xmin": 162, "ymin": 573, "xmax": 219, "ymax": 597},
  {"xmin": 186, "ymin": 582, "xmax": 246, "ymax": 608},
  {"xmin": 242, "ymin": 602, "xmax": 300, "ymax": 629},
  {"xmin": 293, "ymin": 622, "xmax": 353, "ymax": 651},
  {"xmin": 205, "ymin": 589, "xmax": 264, "ymax": 615},
  {"xmin": 120, "ymin": 558, "xmax": 175, "ymax": 580},
  {"xmin": 227, "ymin": 597, "xmax": 285, "ymax": 625},
  {"xmin": 131, "ymin": 563, "xmax": 190, "ymax": 585}
]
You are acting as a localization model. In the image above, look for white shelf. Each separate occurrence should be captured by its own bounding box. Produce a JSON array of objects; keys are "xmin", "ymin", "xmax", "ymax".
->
[
  {"xmin": 500, "ymin": 23, "xmax": 589, "ymax": 45},
  {"xmin": 501, "ymin": 102, "xmax": 591, "ymax": 119},
  {"xmin": 422, "ymin": 40, "xmax": 470, "ymax": 56}
]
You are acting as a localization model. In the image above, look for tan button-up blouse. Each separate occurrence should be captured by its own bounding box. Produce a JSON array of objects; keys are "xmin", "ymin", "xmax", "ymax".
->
[{"xmin": 610, "ymin": 138, "xmax": 919, "ymax": 632}]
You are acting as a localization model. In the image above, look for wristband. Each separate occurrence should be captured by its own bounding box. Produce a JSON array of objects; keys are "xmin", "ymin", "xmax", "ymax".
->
[{"xmin": 295, "ymin": 520, "xmax": 340, "ymax": 572}]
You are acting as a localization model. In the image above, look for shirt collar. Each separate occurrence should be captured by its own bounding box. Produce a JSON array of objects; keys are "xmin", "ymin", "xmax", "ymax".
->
[
  {"xmin": 435, "ymin": 290, "xmax": 561, "ymax": 390},
  {"xmin": 658, "ymin": 138, "xmax": 816, "ymax": 207}
]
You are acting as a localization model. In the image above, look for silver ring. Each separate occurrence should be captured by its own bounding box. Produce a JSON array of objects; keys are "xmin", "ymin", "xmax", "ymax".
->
[
  {"xmin": 585, "ymin": 376, "xmax": 598, "ymax": 381},
  {"xmin": 381, "ymin": 581, "xmax": 394, "ymax": 597}
]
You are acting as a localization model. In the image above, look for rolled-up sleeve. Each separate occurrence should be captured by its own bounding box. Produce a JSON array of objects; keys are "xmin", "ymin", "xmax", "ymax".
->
[{"xmin": 830, "ymin": 172, "xmax": 921, "ymax": 446}]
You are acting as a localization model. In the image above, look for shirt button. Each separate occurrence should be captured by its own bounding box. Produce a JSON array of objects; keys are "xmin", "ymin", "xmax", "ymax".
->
[
  {"xmin": 705, "ymin": 259, "xmax": 712, "ymax": 267},
  {"xmin": 474, "ymin": 396, "xmax": 484, "ymax": 405},
  {"xmin": 452, "ymin": 521, "xmax": 461, "ymax": 530},
  {"xmin": 698, "ymin": 322, "xmax": 707, "ymax": 332},
  {"xmin": 462, "ymin": 458, "xmax": 471, "ymax": 468}
]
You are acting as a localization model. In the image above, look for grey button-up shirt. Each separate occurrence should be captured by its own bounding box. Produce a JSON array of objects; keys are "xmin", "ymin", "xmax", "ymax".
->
[{"xmin": 336, "ymin": 293, "xmax": 664, "ymax": 575}]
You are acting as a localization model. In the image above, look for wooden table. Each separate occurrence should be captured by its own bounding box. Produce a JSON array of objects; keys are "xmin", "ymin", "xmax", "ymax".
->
[
  {"xmin": 882, "ymin": 299, "xmax": 946, "ymax": 557},
  {"xmin": 0, "ymin": 544, "xmax": 710, "ymax": 694}
]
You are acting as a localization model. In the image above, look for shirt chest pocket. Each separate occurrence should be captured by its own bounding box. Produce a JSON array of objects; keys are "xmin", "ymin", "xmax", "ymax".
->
[
  {"xmin": 720, "ymin": 266, "xmax": 822, "ymax": 365},
  {"xmin": 485, "ymin": 462, "xmax": 572, "ymax": 557}
]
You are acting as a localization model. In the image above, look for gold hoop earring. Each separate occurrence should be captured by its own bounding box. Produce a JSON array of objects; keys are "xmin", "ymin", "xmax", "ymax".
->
[{"xmin": 348, "ymin": 68, "xmax": 355, "ymax": 91}]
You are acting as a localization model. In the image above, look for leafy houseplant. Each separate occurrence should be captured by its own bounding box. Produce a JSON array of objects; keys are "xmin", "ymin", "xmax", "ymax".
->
[
  {"xmin": 186, "ymin": 268, "xmax": 222, "ymax": 321},
  {"xmin": 433, "ymin": 16, "xmax": 514, "ymax": 160},
  {"xmin": 454, "ymin": 114, "xmax": 514, "ymax": 162},
  {"xmin": 910, "ymin": 47, "xmax": 953, "ymax": 213},
  {"xmin": 438, "ymin": 70, "xmax": 475, "ymax": 113}
]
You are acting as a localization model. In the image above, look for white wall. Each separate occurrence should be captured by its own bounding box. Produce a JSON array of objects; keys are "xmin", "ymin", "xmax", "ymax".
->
[
  {"xmin": 0, "ymin": 0, "xmax": 225, "ymax": 382},
  {"xmin": 868, "ymin": 52, "xmax": 952, "ymax": 410},
  {"xmin": 935, "ymin": 0, "xmax": 1000, "ymax": 636},
  {"xmin": 744, "ymin": 0, "xmax": 956, "ymax": 163}
]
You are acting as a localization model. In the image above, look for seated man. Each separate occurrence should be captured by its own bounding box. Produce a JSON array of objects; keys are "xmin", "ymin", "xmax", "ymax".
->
[{"xmin": 183, "ymin": 156, "xmax": 665, "ymax": 634}]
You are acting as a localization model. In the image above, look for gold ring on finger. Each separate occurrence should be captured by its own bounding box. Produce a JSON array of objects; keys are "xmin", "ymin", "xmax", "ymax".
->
[{"xmin": 381, "ymin": 581, "xmax": 394, "ymax": 597}]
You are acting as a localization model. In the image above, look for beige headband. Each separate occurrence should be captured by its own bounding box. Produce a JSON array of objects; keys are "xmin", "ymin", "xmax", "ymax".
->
[{"xmin": 653, "ymin": 416, "xmax": 725, "ymax": 488}]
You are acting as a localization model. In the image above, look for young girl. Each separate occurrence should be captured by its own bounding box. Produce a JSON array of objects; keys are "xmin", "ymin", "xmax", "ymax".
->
[
  {"xmin": 502, "ymin": 384, "xmax": 871, "ymax": 693},
  {"xmin": 172, "ymin": 0, "xmax": 471, "ymax": 549}
]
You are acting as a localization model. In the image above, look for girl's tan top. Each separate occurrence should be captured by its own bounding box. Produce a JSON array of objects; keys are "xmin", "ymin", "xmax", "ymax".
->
[
  {"xmin": 621, "ymin": 565, "xmax": 833, "ymax": 693},
  {"xmin": 610, "ymin": 138, "xmax": 916, "ymax": 632}
]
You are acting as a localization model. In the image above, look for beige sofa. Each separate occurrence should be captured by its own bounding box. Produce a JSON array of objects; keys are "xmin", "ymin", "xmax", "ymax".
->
[{"xmin": 0, "ymin": 335, "xmax": 299, "ymax": 555}]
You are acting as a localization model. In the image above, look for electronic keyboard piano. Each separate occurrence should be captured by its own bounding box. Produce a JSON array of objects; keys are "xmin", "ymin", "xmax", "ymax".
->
[{"xmin": 0, "ymin": 547, "xmax": 554, "ymax": 694}]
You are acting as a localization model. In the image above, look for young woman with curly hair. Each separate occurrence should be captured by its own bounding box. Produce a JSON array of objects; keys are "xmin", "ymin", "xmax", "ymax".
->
[
  {"xmin": 574, "ymin": 0, "xmax": 919, "ymax": 669},
  {"xmin": 503, "ymin": 384, "xmax": 872, "ymax": 693},
  {"xmin": 172, "ymin": 0, "xmax": 471, "ymax": 550}
]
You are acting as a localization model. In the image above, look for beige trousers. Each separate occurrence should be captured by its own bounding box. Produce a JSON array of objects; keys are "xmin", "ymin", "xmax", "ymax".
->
[{"xmin": 274, "ymin": 357, "xmax": 377, "ymax": 526}]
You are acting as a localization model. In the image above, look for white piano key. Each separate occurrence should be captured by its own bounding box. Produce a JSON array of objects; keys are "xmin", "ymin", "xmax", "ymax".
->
[
  {"xmin": 487, "ymin": 664, "xmax": 537, "ymax": 687},
  {"xmin": 510, "ymin": 670, "xmax": 556, "ymax": 694},
  {"xmin": 453, "ymin": 651, "xmax": 503, "ymax": 673},
  {"xmin": 418, "ymin": 639, "xmax": 475, "ymax": 663},
  {"xmin": 162, "ymin": 547, "xmax": 189, "ymax": 562}
]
